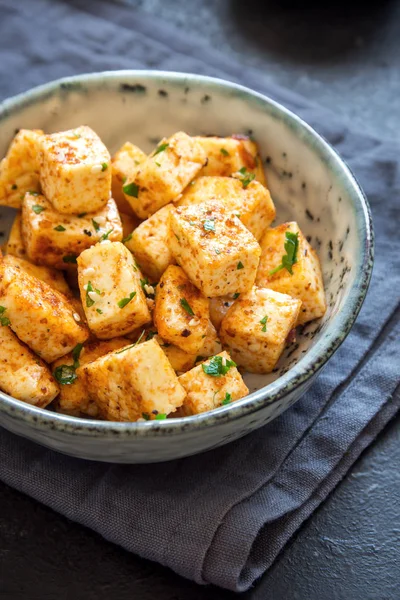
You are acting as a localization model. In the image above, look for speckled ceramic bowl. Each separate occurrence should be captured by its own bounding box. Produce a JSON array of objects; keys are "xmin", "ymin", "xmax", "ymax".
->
[{"xmin": 0, "ymin": 71, "xmax": 373, "ymax": 463}]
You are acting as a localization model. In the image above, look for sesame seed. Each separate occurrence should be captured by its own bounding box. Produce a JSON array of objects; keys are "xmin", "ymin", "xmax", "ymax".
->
[
  {"xmin": 95, "ymin": 216, "xmax": 107, "ymax": 225},
  {"xmin": 88, "ymin": 291, "xmax": 97, "ymax": 301},
  {"xmin": 188, "ymin": 317, "xmax": 200, "ymax": 327},
  {"xmin": 83, "ymin": 267, "xmax": 95, "ymax": 276},
  {"xmin": 91, "ymin": 164, "xmax": 103, "ymax": 174},
  {"xmin": 144, "ymin": 284, "xmax": 155, "ymax": 295},
  {"xmin": 221, "ymin": 356, "xmax": 227, "ymax": 367},
  {"xmin": 83, "ymin": 284, "xmax": 88, "ymax": 291},
  {"xmin": 73, "ymin": 312, "xmax": 81, "ymax": 322}
]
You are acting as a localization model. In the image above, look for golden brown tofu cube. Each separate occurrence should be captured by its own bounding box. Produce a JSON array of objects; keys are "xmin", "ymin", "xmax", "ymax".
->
[
  {"xmin": 125, "ymin": 204, "xmax": 175, "ymax": 281},
  {"xmin": 178, "ymin": 351, "xmax": 249, "ymax": 415},
  {"xmin": 0, "ymin": 129, "xmax": 43, "ymax": 208},
  {"xmin": 52, "ymin": 337, "xmax": 131, "ymax": 417},
  {"xmin": 77, "ymin": 241, "xmax": 151, "ymax": 339},
  {"xmin": 111, "ymin": 142, "xmax": 147, "ymax": 214},
  {"xmin": 123, "ymin": 132, "xmax": 207, "ymax": 218},
  {"xmin": 169, "ymin": 200, "xmax": 261, "ymax": 297},
  {"xmin": 178, "ymin": 176, "xmax": 275, "ymax": 240},
  {"xmin": 154, "ymin": 265, "xmax": 212, "ymax": 354},
  {"xmin": 220, "ymin": 286, "xmax": 301, "ymax": 373},
  {"xmin": 195, "ymin": 135, "xmax": 266, "ymax": 185},
  {"xmin": 0, "ymin": 260, "xmax": 89, "ymax": 363},
  {"xmin": 2, "ymin": 254, "xmax": 72, "ymax": 298},
  {"xmin": 21, "ymin": 192, "xmax": 123, "ymax": 270},
  {"xmin": 256, "ymin": 222, "xmax": 326, "ymax": 325},
  {"xmin": 82, "ymin": 338, "xmax": 186, "ymax": 421},
  {"xmin": 38, "ymin": 125, "xmax": 111, "ymax": 214},
  {"xmin": 0, "ymin": 324, "xmax": 59, "ymax": 407},
  {"xmin": 5, "ymin": 212, "xmax": 27, "ymax": 259}
]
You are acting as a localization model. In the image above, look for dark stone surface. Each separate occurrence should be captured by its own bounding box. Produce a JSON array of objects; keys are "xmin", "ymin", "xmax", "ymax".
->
[{"xmin": 1, "ymin": 1, "xmax": 399, "ymax": 598}]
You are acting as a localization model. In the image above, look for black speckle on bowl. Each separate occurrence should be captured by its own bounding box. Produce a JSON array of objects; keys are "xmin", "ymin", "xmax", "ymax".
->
[
  {"xmin": 120, "ymin": 83, "xmax": 146, "ymax": 94},
  {"xmin": 305, "ymin": 209, "xmax": 314, "ymax": 221},
  {"xmin": 265, "ymin": 156, "xmax": 272, "ymax": 164},
  {"xmin": 158, "ymin": 89, "xmax": 168, "ymax": 97},
  {"xmin": 201, "ymin": 94, "xmax": 211, "ymax": 104}
]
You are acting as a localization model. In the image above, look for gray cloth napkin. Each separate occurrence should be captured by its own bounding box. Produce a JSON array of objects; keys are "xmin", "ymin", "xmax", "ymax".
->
[{"xmin": 0, "ymin": 0, "xmax": 399, "ymax": 592}]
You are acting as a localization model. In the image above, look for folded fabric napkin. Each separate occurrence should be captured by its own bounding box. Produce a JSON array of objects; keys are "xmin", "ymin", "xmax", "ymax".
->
[{"xmin": 0, "ymin": 0, "xmax": 399, "ymax": 592}]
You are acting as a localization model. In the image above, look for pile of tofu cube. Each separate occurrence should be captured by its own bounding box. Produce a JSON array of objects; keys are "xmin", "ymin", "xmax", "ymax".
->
[{"xmin": 0, "ymin": 125, "xmax": 326, "ymax": 421}]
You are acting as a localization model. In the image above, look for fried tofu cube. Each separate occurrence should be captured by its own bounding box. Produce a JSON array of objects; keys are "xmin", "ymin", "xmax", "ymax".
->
[
  {"xmin": 220, "ymin": 287, "xmax": 301, "ymax": 373},
  {"xmin": 178, "ymin": 351, "xmax": 249, "ymax": 415},
  {"xmin": 169, "ymin": 200, "xmax": 261, "ymax": 297},
  {"xmin": 5, "ymin": 212, "xmax": 27, "ymax": 259},
  {"xmin": 82, "ymin": 338, "xmax": 186, "ymax": 421},
  {"xmin": 125, "ymin": 327, "xmax": 197, "ymax": 373},
  {"xmin": 0, "ymin": 129, "xmax": 43, "ymax": 208},
  {"xmin": 123, "ymin": 132, "xmax": 207, "ymax": 218},
  {"xmin": 77, "ymin": 241, "xmax": 151, "ymax": 339},
  {"xmin": 38, "ymin": 125, "xmax": 111, "ymax": 214},
  {"xmin": 195, "ymin": 136, "xmax": 266, "ymax": 186},
  {"xmin": 21, "ymin": 193, "xmax": 122, "ymax": 270},
  {"xmin": 154, "ymin": 265, "xmax": 211, "ymax": 354},
  {"xmin": 0, "ymin": 260, "xmax": 89, "ymax": 363},
  {"xmin": 126, "ymin": 204, "xmax": 175, "ymax": 281},
  {"xmin": 0, "ymin": 324, "xmax": 59, "ymax": 407},
  {"xmin": 52, "ymin": 337, "xmax": 131, "ymax": 417},
  {"xmin": 178, "ymin": 176, "xmax": 275, "ymax": 240},
  {"xmin": 2, "ymin": 254, "xmax": 71, "ymax": 297},
  {"xmin": 111, "ymin": 142, "xmax": 147, "ymax": 214},
  {"xmin": 256, "ymin": 222, "xmax": 326, "ymax": 325}
]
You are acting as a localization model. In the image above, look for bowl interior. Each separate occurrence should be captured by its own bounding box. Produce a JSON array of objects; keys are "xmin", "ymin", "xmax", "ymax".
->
[{"xmin": 0, "ymin": 72, "xmax": 370, "ymax": 407}]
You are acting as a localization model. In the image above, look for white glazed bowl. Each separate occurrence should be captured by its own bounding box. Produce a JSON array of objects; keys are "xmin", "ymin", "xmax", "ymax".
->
[{"xmin": 0, "ymin": 71, "xmax": 373, "ymax": 463}]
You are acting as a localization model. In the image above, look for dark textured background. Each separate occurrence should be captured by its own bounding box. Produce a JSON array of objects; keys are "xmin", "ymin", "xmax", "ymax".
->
[{"xmin": 1, "ymin": 1, "xmax": 399, "ymax": 598}]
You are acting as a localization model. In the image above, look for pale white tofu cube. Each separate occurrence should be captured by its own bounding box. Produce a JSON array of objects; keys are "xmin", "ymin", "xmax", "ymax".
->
[
  {"xmin": 0, "ymin": 324, "xmax": 59, "ymax": 407},
  {"xmin": 82, "ymin": 338, "xmax": 186, "ymax": 421},
  {"xmin": 153, "ymin": 265, "xmax": 212, "ymax": 354},
  {"xmin": 5, "ymin": 212, "xmax": 27, "ymax": 259},
  {"xmin": 123, "ymin": 132, "xmax": 207, "ymax": 218},
  {"xmin": 21, "ymin": 192, "xmax": 122, "ymax": 270},
  {"xmin": 0, "ymin": 259, "xmax": 89, "ymax": 363},
  {"xmin": 126, "ymin": 204, "xmax": 175, "ymax": 281},
  {"xmin": 39, "ymin": 125, "xmax": 111, "ymax": 214},
  {"xmin": 111, "ymin": 141, "xmax": 147, "ymax": 214},
  {"xmin": 220, "ymin": 286, "xmax": 302, "ymax": 373},
  {"xmin": 77, "ymin": 241, "xmax": 151, "ymax": 339},
  {"xmin": 52, "ymin": 337, "xmax": 131, "ymax": 417},
  {"xmin": 178, "ymin": 176, "xmax": 275, "ymax": 240},
  {"xmin": 195, "ymin": 135, "xmax": 266, "ymax": 186},
  {"xmin": 0, "ymin": 129, "xmax": 43, "ymax": 208},
  {"xmin": 178, "ymin": 351, "xmax": 249, "ymax": 415},
  {"xmin": 256, "ymin": 222, "xmax": 326, "ymax": 325},
  {"xmin": 169, "ymin": 200, "xmax": 261, "ymax": 297}
]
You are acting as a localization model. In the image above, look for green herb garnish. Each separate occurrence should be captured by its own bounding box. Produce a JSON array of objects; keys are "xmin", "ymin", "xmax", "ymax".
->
[
  {"xmin": 53, "ymin": 343, "xmax": 83, "ymax": 385},
  {"xmin": 122, "ymin": 233, "xmax": 132, "ymax": 243},
  {"xmin": 180, "ymin": 298, "xmax": 194, "ymax": 316},
  {"xmin": 233, "ymin": 293, "xmax": 240, "ymax": 299},
  {"xmin": 100, "ymin": 228, "xmax": 113, "ymax": 241},
  {"xmin": 202, "ymin": 355, "xmax": 236, "ymax": 377},
  {"xmin": 238, "ymin": 166, "xmax": 255, "ymax": 188},
  {"xmin": 115, "ymin": 329, "xmax": 145, "ymax": 354},
  {"xmin": 203, "ymin": 218, "xmax": 215, "ymax": 232},
  {"xmin": 269, "ymin": 231, "xmax": 299, "ymax": 276},
  {"xmin": 221, "ymin": 392, "xmax": 232, "ymax": 405},
  {"xmin": 32, "ymin": 205, "xmax": 45, "ymax": 214},
  {"xmin": 260, "ymin": 315, "xmax": 268, "ymax": 332},
  {"xmin": 78, "ymin": 212, "xmax": 87, "ymax": 218},
  {"xmin": 0, "ymin": 307, "xmax": 10, "ymax": 327},
  {"xmin": 123, "ymin": 182, "xmax": 139, "ymax": 198},
  {"xmin": 96, "ymin": 308, "xmax": 103, "ymax": 314},
  {"xmin": 153, "ymin": 142, "xmax": 169, "ymax": 156},
  {"xmin": 62, "ymin": 255, "xmax": 77, "ymax": 264},
  {"xmin": 101, "ymin": 162, "xmax": 108, "ymax": 171},
  {"xmin": 142, "ymin": 412, "xmax": 150, "ymax": 420},
  {"xmin": 220, "ymin": 148, "xmax": 230, "ymax": 156},
  {"xmin": 146, "ymin": 330, "xmax": 157, "ymax": 340},
  {"xmin": 118, "ymin": 291, "xmax": 136, "ymax": 309},
  {"xmin": 54, "ymin": 225, "xmax": 66, "ymax": 232},
  {"xmin": 92, "ymin": 219, "xmax": 100, "ymax": 232},
  {"xmin": 86, "ymin": 281, "xmax": 96, "ymax": 308},
  {"xmin": 237, "ymin": 261, "xmax": 244, "ymax": 270},
  {"xmin": 155, "ymin": 413, "xmax": 167, "ymax": 420}
]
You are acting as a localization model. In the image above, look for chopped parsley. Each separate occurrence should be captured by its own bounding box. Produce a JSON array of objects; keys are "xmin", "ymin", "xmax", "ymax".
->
[
  {"xmin": 153, "ymin": 142, "xmax": 169, "ymax": 156},
  {"xmin": 101, "ymin": 162, "xmax": 108, "ymax": 171},
  {"xmin": 180, "ymin": 298, "xmax": 194, "ymax": 316},
  {"xmin": 78, "ymin": 212, "xmax": 87, "ymax": 218},
  {"xmin": 115, "ymin": 329, "xmax": 145, "ymax": 354},
  {"xmin": 145, "ymin": 330, "xmax": 157, "ymax": 340},
  {"xmin": 96, "ymin": 308, "xmax": 103, "ymax": 314},
  {"xmin": 237, "ymin": 261, "xmax": 244, "ymax": 270},
  {"xmin": 122, "ymin": 233, "xmax": 132, "ymax": 243},
  {"xmin": 72, "ymin": 131, "xmax": 81, "ymax": 139},
  {"xmin": 233, "ymin": 293, "xmax": 240, "ymax": 299},
  {"xmin": 62, "ymin": 254, "xmax": 77, "ymax": 264},
  {"xmin": 85, "ymin": 281, "xmax": 99, "ymax": 308},
  {"xmin": 54, "ymin": 225, "xmax": 66, "ymax": 232},
  {"xmin": 155, "ymin": 161, "xmax": 161, "ymax": 167},
  {"xmin": 260, "ymin": 315, "xmax": 268, "ymax": 332},
  {"xmin": 100, "ymin": 228, "xmax": 113, "ymax": 241},
  {"xmin": 118, "ymin": 291, "xmax": 136, "ymax": 309},
  {"xmin": 237, "ymin": 166, "xmax": 255, "ymax": 188},
  {"xmin": 220, "ymin": 148, "xmax": 230, "ymax": 156},
  {"xmin": 269, "ymin": 231, "xmax": 299, "ymax": 276},
  {"xmin": 32, "ymin": 205, "xmax": 45, "ymax": 214},
  {"xmin": 0, "ymin": 307, "xmax": 10, "ymax": 327},
  {"xmin": 92, "ymin": 219, "xmax": 100, "ymax": 232},
  {"xmin": 53, "ymin": 343, "xmax": 83, "ymax": 385},
  {"xmin": 123, "ymin": 182, "xmax": 139, "ymax": 198},
  {"xmin": 142, "ymin": 412, "xmax": 150, "ymax": 420},
  {"xmin": 203, "ymin": 218, "xmax": 215, "ymax": 232},
  {"xmin": 155, "ymin": 413, "xmax": 167, "ymax": 420},
  {"xmin": 221, "ymin": 392, "xmax": 232, "ymax": 405},
  {"xmin": 202, "ymin": 355, "xmax": 236, "ymax": 377}
]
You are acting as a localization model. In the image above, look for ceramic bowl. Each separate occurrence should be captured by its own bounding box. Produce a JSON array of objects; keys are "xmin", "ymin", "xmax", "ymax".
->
[{"xmin": 0, "ymin": 71, "xmax": 373, "ymax": 463}]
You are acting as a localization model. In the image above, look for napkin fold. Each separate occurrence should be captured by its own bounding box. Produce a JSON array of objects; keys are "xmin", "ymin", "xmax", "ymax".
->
[{"xmin": 0, "ymin": 0, "xmax": 399, "ymax": 592}]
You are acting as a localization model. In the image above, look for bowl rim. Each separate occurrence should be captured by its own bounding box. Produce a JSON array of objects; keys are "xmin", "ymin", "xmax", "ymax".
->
[{"xmin": 0, "ymin": 70, "xmax": 374, "ymax": 438}]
